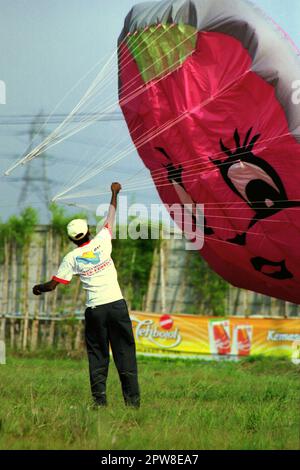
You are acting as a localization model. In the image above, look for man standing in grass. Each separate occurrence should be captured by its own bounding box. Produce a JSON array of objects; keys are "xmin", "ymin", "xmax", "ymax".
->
[{"xmin": 33, "ymin": 183, "xmax": 140, "ymax": 408}]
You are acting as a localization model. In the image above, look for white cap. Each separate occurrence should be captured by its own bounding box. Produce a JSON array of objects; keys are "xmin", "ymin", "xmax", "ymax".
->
[{"xmin": 67, "ymin": 219, "xmax": 88, "ymax": 241}]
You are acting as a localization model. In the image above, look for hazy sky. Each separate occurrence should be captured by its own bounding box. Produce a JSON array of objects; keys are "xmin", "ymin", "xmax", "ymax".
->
[{"xmin": 0, "ymin": 0, "xmax": 299, "ymax": 223}]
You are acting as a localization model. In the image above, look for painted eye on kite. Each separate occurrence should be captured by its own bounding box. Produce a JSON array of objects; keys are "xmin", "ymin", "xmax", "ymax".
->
[{"xmin": 227, "ymin": 161, "xmax": 281, "ymax": 208}]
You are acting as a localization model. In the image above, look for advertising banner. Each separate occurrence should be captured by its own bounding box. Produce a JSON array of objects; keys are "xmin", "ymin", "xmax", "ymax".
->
[{"xmin": 130, "ymin": 312, "xmax": 300, "ymax": 360}]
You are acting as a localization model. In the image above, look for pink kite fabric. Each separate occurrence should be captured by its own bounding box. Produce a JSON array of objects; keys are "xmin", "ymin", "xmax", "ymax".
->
[{"xmin": 119, "ymin": 2, "xmax": 300, "ymax": 304}]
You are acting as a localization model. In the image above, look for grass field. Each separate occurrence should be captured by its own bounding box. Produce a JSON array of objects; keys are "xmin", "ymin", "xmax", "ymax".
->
[{"xmin": 0, "ymin": 354, "xmax": 299, "ymax": 450}]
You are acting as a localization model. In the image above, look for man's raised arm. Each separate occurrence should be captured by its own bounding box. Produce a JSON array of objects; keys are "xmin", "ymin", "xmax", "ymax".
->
[{"xmin": 104, "ymin": 182, "xmax": 122, "ymax": 230}]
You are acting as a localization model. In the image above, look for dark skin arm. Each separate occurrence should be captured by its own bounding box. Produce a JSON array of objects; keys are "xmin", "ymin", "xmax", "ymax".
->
[
  {"xmin": 33, "ymin": 279, "xmax": 59, "ymax": 296},
  {"xmin": 105, "ymin": 182, "xmax": 122, "ymax": 229}
]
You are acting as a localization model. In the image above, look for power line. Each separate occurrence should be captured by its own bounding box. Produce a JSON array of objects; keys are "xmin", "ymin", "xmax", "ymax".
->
[{"xmin": 0, "ymin": 112, "xmax": 123, "ymax": 126}]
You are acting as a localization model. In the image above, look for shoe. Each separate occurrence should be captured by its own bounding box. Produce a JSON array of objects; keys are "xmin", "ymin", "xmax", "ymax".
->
[
  {"xmin": 92, "ymin": 400, "xmax": 107, "ymax": 409},
  {"xmin": 125, "ymin": 396, "xmax": 140, "ymax": 408},
  {"xmin": 92, "ymin": 394, "xmax": 107, "ymax": 408}
]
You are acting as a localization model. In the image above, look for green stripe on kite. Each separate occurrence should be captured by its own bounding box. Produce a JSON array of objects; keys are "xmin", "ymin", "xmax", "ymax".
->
[{"xmin": 126, "ymin": 24, "xmax": 197, "ymax": 83}]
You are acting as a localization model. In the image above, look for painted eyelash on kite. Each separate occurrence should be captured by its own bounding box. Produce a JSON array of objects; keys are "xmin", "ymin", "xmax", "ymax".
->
[{"xmin": 210, "ymin": 128, "xmax": 300, "ymax": 246}]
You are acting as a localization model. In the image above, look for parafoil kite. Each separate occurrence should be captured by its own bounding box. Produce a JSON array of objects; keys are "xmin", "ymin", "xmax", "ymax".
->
[{"xmin": 118, "ymin": 0, "xmax": 300, "ymax": 304}]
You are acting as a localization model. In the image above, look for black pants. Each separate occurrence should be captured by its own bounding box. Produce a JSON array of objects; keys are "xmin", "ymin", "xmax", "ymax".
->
[{"xmin": 84, "ymin": 299, "xmax": 140, "ymax": 407}]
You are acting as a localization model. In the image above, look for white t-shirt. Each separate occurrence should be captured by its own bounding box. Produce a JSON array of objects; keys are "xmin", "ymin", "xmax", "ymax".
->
[{"xmin": 53, "ymin": 226, "xmax": 123, "ymax": 307}]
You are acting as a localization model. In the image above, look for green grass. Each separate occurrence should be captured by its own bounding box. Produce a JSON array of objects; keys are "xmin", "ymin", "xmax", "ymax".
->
[{"xmin": 0, "ymin": 354, "xmax": 299, "ymax": 450}]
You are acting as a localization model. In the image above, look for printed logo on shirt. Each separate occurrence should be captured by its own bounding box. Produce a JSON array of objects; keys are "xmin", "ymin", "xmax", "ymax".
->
[
  {"xmin": 76, "ymin": 251, "xmax": 100, "ymax": 265},
  {"xmin": 81, "ymin": 259, "xmax": 113, "ymax": 277}
]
